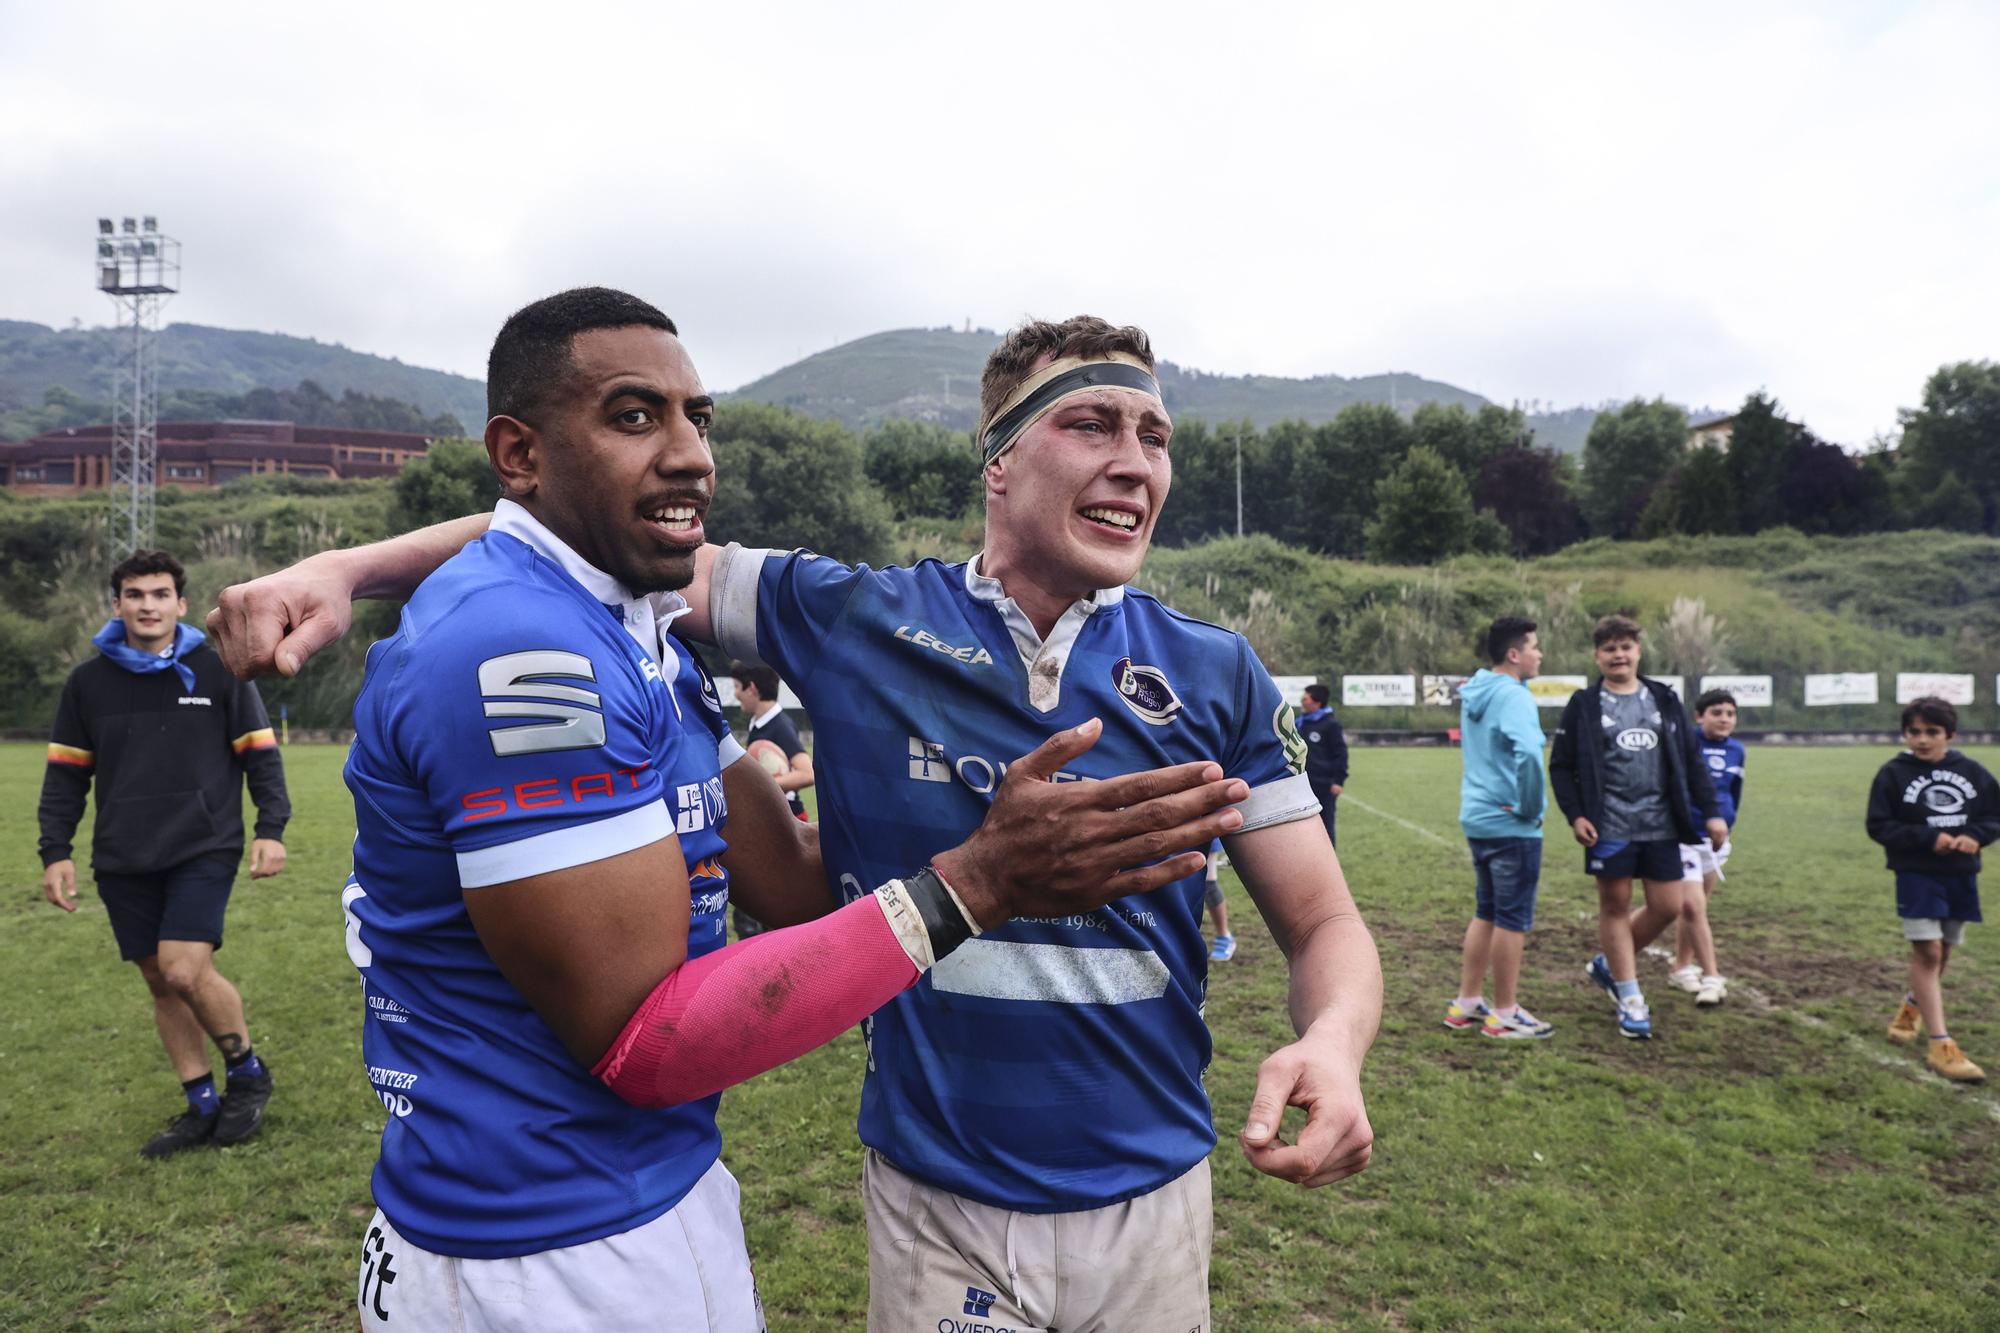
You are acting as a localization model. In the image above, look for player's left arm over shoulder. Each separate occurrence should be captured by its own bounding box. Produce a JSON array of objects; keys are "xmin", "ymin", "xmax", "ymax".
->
[{"xmin": 1226, "ymin": 817, "xmax": 1380, "ymax": 1188}]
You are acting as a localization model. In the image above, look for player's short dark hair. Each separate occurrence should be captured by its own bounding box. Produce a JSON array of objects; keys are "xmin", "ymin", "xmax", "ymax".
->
[
  {"xmin": 1902, "ymin": 696, "xmax": 1958, "ymax": 736},
  {"xmin": 1484, "ymin": 616, "xmax": 1537, "ymax": 664},
  {"xmin": 1591, "ymin": 613, "xmax": 1642, "ymax": 648},
  {"xmin": 1305, "ymin": 683, "xmax": 1330, "ymax": 706},
  {"xmin": 487, "ymin": 287, "xmax": 678, "ymax": 424},
  {"xmin": 979, "ymin": 316, "xmax": 1155, "ymax": 438},
  {"xmin": 730, "ymin": 661, "xmax": 781, "ymax": 701},
  {"xmin": 109, "ymin": 548, "xmax": 185, "ymax": 597},
  {"xmin": 1693, "ymin": 688, "xmax": 1736, "ymax": 714}
]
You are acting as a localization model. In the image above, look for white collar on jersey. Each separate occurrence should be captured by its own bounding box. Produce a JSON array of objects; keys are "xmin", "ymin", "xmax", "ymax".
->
[
  {"xmin": 963, "ymin": 552, "xmax": 1125, "ymax": 714},
  {"xmin": 747, "ymin": 703, "xmax": 785, "ymax": 730},
  {"xmin": 489, "ymin": 499, "xmax": 691, "ymax": 621},
  {"xmin": 488, "ymin": 499, "xmax": 690, "ymax": 717}
]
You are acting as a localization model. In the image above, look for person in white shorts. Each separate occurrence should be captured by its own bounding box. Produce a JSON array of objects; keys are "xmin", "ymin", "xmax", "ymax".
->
[{"xmin": 1665, "ymin": 690, "xmax": 1745, "ymax": 1007}]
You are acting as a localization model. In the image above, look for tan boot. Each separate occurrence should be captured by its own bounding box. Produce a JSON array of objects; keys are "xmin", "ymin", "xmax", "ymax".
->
[
  {"xmin": 1926, "ymin": 1038, "xmax": 1986, "ymax": 1082},
  {"xmin": 1887, "ymin": 1001, "xmax": 1922, "ymax": 1045}
]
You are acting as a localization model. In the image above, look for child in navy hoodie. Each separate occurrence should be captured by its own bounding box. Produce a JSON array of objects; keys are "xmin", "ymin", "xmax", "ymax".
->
[{"xmin": 1868, "ymin": 696, "xmax": 2000, "ymax": 1082}]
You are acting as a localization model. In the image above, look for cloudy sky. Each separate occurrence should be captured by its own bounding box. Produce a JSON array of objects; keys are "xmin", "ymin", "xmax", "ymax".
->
[{"xmin": 3, "ymin": 2, "xmax": 1994, "ymax": 442}]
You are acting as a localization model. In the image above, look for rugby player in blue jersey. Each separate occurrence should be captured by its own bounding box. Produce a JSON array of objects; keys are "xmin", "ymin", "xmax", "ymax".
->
[
  {"xmin": 221, "ymin": 291, "xmax": 1250, "ymax": 1332},
  {"xmin": 214, "ymin": 312, "xmax": 1383, "ymax": 1331}
]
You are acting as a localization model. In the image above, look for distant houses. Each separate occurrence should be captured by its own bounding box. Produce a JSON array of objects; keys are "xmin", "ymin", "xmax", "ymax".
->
[{"xmin": 0, "ymin": 419, "xmax": 436, "ymax": 493}]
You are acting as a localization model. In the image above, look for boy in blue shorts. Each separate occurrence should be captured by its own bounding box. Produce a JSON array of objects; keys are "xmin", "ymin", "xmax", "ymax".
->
[
  {"xmin": 1449, "ymin": 616, "xmax": 1554, "ymax": 1039},
  {"xmin": 1665, "ymin": 689, "xmax": 1745, "ymax": 1007},
  {"xmin": 1550, "ymin": 614, "xmax": 1725, "ymax": 1040},
  {"xmin": 1868, "ymin": 696, "xmax": 1998, "ymax": 1082}
]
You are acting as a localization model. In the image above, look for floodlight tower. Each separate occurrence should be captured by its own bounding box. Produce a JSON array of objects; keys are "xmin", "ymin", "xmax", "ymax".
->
[{"xmin": 94, "ymin": 216, "xmax": 180, "ymax": 556}]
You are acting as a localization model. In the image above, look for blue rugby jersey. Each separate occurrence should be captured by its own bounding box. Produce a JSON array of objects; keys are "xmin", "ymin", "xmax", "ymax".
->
[
  {"xmin": 1688, "ymin": 735, "xmax": 1746, "ymax": 828},
  {"xmin": 342, "ymin": 501, "xmax": 737, "ymax": 1258},
  {"xmin": 711, "ymin": 546, "xmax": 1320, "ymax": 1211}
]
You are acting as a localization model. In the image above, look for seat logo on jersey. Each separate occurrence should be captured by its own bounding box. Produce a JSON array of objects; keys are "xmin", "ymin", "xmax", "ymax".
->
[
  {"xmin": 1113, "ymin": 657, "xmax": 1182, "ymax": 726},
  {"xmin": 895, "ymin": 624, "xmax": 993, "ymax": 667},
  {"xmin": 477, "ymin": 650, "xmax": 606, "ymax": 756}
]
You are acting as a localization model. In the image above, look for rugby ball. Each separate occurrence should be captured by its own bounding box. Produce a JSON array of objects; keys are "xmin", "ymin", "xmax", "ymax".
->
[{"xmin": 747, "ymin": 737, "xmax": 790, "ymax": 777}]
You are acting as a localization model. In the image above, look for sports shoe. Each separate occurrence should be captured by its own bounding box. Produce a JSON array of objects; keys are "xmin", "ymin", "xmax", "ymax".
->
[
  {"xmin": 141, "ymin": 1109, "xmax": 217, "ymax": 1159},
  {"xmin": 1585, "ymin": 954, "xmax": 1619, "ymax": 1007},
  {"xmin": 1443, "ymin": 999, "xmax": 1491, "ymax": 1031},
  {"xmin": 1695, "ymin": 976, "xmax": 1728, "ymax": 1007},
  {"xmin": 1925, "ymin": 1038, "xmax": 1986, "ymax": 1083},
  {"xmin": 1616, "ymin": 997, "xmax": 1653, "ymax": 1041},
  {"xmin": 1886, "ymin": 1001, "xmax": 1922, "ymax": 1045},
  {"xmin": 1208, "ymin": 934, "xmax": 1236, "ymax": 963},
  {"xmin": 1668, "ymin": 964, "xmax": 1702, "ymax": 994},
  {"xmin": 215, "ymin": 1066, "xmax": 274, "ymax": 1146},
  {"xmin": 1482, "ymin": 1007, "xmax": 1554, "ymax": 1040}
]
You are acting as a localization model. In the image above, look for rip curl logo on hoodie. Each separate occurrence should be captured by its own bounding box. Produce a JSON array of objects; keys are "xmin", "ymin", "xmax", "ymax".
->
[{"xmin": 1113, "ymin": 657, "xmax": 1182, "ymax": 726}]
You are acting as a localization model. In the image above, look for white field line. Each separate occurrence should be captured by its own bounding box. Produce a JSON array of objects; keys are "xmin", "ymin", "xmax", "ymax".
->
[
  {"xmin": 1637, "ymin": 945, "xmax": 2000, "ymax": 1123},
  {"xmin": 1343, "ymin": 795, "xmax": 1457, "ymax": 849}
]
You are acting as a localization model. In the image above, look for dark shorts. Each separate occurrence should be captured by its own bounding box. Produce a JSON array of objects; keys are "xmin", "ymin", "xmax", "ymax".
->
[
  {"xmin": 95, "ymin": 850, "xmax": 240, "ymax": 962},
  {"xmin": 1469, "ymin": 836, "xmax": 1542, "ymax": 932},
  {"xmin": 1895, "ymin": 872, "xmax": 1982, "ymax": 924},
  {"xmin": 1585, "ymin": 838, "xmax": 1682, "ymax": 883}
]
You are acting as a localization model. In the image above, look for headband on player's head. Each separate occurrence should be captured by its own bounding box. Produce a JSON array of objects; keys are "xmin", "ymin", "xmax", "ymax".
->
[{"xmin": 977, "ymin": 353, "xmax": 1164, "ymax": 466}]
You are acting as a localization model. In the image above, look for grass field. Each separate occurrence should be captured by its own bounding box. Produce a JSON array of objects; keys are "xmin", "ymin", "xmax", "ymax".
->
[{"xmin": 5, "ymin": 741, "xmax": 1999, "ymax": 1329}]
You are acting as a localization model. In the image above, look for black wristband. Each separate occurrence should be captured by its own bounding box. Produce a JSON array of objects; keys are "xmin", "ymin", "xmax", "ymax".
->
[{"xmin": 902, "ymin": 865, "xmax": 976, "ymax": 964}]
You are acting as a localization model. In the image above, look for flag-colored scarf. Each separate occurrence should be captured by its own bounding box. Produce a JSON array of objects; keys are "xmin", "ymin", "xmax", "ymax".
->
[{"xmin": 93, "ymin": 619, "xmax": 206, "ymax": 693}]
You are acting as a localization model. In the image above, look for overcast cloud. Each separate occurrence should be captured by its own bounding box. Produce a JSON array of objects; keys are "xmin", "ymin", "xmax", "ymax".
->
[{"xmin": 3, "ymin": 1, "xmax": 1995, "ymax": 443}]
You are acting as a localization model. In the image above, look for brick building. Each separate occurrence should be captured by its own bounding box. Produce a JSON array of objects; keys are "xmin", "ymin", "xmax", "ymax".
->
[{"xmin": 0, "ymin": 419, "xmax": 436, "ymax": 495}]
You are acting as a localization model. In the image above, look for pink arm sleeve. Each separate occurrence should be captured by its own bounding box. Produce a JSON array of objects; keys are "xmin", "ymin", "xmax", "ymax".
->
[{"xmin": 592, "ymin": 892, "xmax": 919, "ymax": 1107}]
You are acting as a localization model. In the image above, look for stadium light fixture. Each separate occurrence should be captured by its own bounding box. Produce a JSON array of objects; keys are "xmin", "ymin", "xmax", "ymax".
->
[
  {"xmin": 142, "ymin": 216, "xmax": 157, "ymax": 233},
  {"xmin": 122, "ymin": 217, "xmax": 137, "ymax": 233},
  {"xmin": 98, "ymin": 218, "xmax": 114, "ymax": 235}
]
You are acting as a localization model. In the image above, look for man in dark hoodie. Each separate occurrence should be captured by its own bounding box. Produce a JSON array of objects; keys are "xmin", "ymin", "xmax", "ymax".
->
[
  {"xmin": 1549, "ymin": 614, "xmax": 1724, "ymax": 1041},
  {"xmin": 1869, "ymin": 695, "xmax": 1998, "ymax": 1082},
  {"xmin": 38, "ymin": 549, "xmax": 289, "ymax": 1156}
]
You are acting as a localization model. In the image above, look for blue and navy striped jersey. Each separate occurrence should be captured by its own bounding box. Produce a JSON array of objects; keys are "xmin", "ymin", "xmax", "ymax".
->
[
  {"xmin": 341, "ymin": 501, "xmax": 736, "ymax": 1258},
  {"xmin": 712, "ymin": 545, "xmax": 1318, "ymax": 1211}
]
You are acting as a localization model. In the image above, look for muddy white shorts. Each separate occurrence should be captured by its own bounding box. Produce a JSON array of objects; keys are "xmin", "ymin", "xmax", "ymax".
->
[
  {"xmin": 863, "ymin": 1149, "xmax": 1212, "ymax": 1332},
  {"xmin": 357, "ymin": 1157, "xmax": 764, "ymax": 1332},
  {"xmin": 1678, "ymin": 838, "xmax": 1731, "ymax": 883}
]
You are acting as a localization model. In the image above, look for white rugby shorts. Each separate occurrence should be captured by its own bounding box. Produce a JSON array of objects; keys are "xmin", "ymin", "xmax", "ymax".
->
[
  {"xmin": 357, "ymin": 1158, "xmax": 764, "ymax": 1332},
  {"xmin": 1678, "ymin": 838, "xmax": 1732, "ymax": 883}
]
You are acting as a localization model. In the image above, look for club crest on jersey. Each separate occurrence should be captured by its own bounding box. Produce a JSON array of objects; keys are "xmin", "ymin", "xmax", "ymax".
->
[{"xmin": 1112, "ymin": 657, "xmax": 1181, "ymax": 726}]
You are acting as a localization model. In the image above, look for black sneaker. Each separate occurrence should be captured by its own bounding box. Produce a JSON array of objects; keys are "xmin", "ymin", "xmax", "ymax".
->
[
  {"xmin": 216, "ymin": 1066, "xmax": 274, "ymax": 1146},
  {"xmin": 141, "ymin": 1109, "xmax": 218, "ymax": 1158}
]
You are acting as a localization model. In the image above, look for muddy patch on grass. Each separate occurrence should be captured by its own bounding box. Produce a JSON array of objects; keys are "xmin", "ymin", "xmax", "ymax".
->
[{"xmin": 1726, "ymin": 941, "xmax": 1903, "ymax": 1006}]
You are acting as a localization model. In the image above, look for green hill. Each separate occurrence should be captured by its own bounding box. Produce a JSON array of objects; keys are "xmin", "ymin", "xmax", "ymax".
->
[
  {"xmin": 0, "ymin": 320, "xmax": 486, "ymax": 436},
  {"xmin": 726, "ymin": 326, "xmax": 1605, "ymax": 449}
]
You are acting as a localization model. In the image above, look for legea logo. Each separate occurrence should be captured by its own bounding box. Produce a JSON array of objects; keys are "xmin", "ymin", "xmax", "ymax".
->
[{"xmin": 895, "ymin": 625, "xmax": 993, "ymax": 667}]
